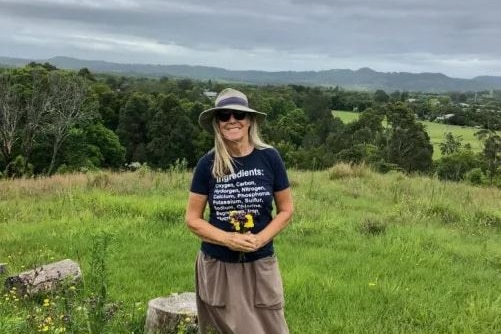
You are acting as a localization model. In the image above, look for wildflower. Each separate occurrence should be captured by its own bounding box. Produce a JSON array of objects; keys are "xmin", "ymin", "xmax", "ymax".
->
[
  {"xmin": 43, "ymin": 298, "xmax": 50, "ymax": 307},
  {"xmin": 229, "ymin": 211, "xmax": 254, "ymax": 233},
  {"xmin": 244, "ymin": 214, "xmax": 254, "ymax": 228},
  {"xmin": 233, "ymin": 222, "xmax": 241, "ymax": 231},
  {"xmin": 228, "ymin": 210, "xmax": 255, "ymax": 262},
  {"xmin": 185, "ymin": 317, "xmax": 191, "ymax": 322}
]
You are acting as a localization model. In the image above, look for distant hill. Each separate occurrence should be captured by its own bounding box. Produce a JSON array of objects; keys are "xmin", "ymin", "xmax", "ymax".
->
[{"xmin": 1, "ymin": 55, "xmax": 501, "ymax": 93}]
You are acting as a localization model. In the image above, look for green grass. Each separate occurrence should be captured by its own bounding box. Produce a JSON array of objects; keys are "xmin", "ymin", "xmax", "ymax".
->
[
  {"xmin": 334, "ymin": 110, "xmax": 484, "ymax": 159},
  {"xmin": 422, "ymin": 121, "xmax": 483, "ymax": 158},
  {"xmin": 1, "ymin": 169, "xmax": 501, "ymax": 333}
]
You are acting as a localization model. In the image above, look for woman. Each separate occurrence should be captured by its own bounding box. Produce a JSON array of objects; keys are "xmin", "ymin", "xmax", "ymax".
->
[{"xmin": 185, "ymin": 88, "xmax": 294, "ymax": 334}]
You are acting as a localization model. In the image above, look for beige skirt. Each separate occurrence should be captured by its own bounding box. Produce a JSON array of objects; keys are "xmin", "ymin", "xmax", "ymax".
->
[{"xmin": 195, "ymin": 252, "xmax": 289, "ymax": 334}]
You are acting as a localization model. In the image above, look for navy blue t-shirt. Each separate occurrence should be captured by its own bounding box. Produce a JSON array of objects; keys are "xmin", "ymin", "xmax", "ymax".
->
[{"xmin": 190, "ymin": 147, "xmax": 290, "ymax": 262}]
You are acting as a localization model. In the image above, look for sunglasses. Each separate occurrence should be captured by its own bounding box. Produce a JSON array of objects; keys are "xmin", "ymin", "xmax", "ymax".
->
[{"xmin": 215, "ymin": 110, "xmax": 248, "ymax": 122}]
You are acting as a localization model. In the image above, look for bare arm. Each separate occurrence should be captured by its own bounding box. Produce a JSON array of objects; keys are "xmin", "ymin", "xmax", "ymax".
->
[
  {"xmin": 185, "ymin": 192, "xmax": 258, "ymax": 252},
  {"xmin": 254, "ymin": 187, "xmax": 294, "ymax": 248}
]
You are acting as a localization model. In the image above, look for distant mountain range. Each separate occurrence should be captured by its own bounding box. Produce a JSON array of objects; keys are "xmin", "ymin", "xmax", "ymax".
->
[{"xmin": 1, "ymin": 56, "xmax": 501, "ymax": 93}]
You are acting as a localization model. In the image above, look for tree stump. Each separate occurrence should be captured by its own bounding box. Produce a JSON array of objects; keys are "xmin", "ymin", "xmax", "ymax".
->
[
  {"xmin": 4, "ymin": 259, "xmax": 81, "ymax": 295},
  {"xmin": 144, "ymin": 292, "xmax": 198, "ymax": 334},
  {"xmin": 0, "ymin": 263, "xmax": 7, "ymax": 275}
]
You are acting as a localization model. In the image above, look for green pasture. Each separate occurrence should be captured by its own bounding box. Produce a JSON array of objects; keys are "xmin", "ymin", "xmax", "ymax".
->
[
  {"xmin": 333, "ymin": 110, "xmax": 484, "ymax": 159},
  {"xmin": 1, "ymin": 168, "xmax": 500, "ymax": 333}
]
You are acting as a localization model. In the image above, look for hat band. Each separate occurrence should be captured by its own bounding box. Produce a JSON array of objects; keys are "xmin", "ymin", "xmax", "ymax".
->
[{"xmin": 216, "ymin": 96, "xmax": 248, "ymax": 108}]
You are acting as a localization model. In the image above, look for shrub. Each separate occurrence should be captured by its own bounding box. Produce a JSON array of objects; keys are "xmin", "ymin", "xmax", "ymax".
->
[
  {"xmin": 4, "ymin": 155, "xmax": 34, "ymax": 178},
  {"xmin": 372, "ymin": 160, "xmax": 403, "ymax": 174},
  {"xmin": 426, "ymin": 204, "xmax": 461, "ymax": 224},
  {"xmin": 435, "ymin": 150, "xmax": 481, "ymax": 181},
  {"xmin": 329, "ymin": 163, "xmax": 369, "ymax": 180},
  {"xmin": 474, "ymin": 210, "xmax": 501, "ymax": 229},
  {"xmin": 87, "ymin": 172, "xmax": 111, "ymax": 188},
  {"xmin": 335, "ymin": 144, "xmax": 380, "ymax": 165},
  {"xmin": 359, "ymin": 217, "xmax": 387, "ymax": 236},
  {"xmin": 465, "ymin": 168, "xmax": 485, "ymax": 185}
]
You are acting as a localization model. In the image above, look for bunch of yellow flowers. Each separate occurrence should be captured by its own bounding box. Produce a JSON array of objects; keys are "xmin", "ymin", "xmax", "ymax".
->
[{"xmin": 229, "ymin": 211, "xmax": 254, "ymax": 232}]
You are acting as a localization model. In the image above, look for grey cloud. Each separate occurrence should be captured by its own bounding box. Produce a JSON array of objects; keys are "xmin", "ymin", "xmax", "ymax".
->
[{"xmin": 0, "ymin": 0, "xmax": 500, "ymax": 77}]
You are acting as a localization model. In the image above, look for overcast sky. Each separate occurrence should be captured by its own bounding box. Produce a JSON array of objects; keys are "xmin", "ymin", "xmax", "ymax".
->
[{"xmin": 0, "ymin": 0, "xmax": 500, "ymax": 78}]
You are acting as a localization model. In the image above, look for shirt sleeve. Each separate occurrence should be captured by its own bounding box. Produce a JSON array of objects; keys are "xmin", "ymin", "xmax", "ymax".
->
[
  {"xmin": 190, "ymin": 154, "xmax": 211, "ymax": 195},
  {"xmin": 271, "ymin": 148, "xmax": 290, "ymax": 192}
]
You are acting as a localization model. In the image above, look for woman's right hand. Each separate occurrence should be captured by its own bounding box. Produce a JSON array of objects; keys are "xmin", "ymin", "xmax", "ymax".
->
[{"xmin": 225, "ymin": 232, "xmax": 259, "ymax": 252}]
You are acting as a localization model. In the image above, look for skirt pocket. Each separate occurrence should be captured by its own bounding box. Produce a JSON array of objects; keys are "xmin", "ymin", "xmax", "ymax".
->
[
  {"xmin": 254, "ymin": 256, "xmax": 284, "ymax": 310},
  {"xmin": 196, "ymin": 253, "xmax": 227, "ymax": 307}
]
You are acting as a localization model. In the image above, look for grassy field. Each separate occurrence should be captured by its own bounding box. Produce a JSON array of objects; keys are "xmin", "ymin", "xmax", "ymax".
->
[
  {"xmin": 1, "ymin": 168, "xmax": 501, "ymax": 333},
  {"xmin": 333, "ymin": 110, "xmax": 483, "ymax": 159}
]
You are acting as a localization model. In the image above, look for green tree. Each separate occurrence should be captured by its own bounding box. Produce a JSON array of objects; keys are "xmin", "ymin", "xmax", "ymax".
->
[
  {"xmin": 435, "ymin": 150, "xmax": 481, "ymax": 181},
  {"xmin": 384, "ymin": 102, "xmax": 433, "ymax": 172},
  {"xmin": 374, "ymin": 89, "xmax": 389, "ymax": 103},
  {"xmin": 117, "ymin": 93, "xmax": 151, "ymax": 163},
  {"xmin": 59, "ymin": 128, "xmax": 102, "ymax": 171},
  {"xmin": 475, "ymin": 129, "xmax": 501, "ymax": 184},
  {"xmin": 92, "ymin": 83, "xmax": 122, "ymax": 130},
  {"xmin": 273, "ymin": 108, "xmax": 309, "ymax": 148},
  {"xmin": 147, "ymin": 94, "xmax": 194, "ymax": 168},
  {"xmin": 85, "ymin": 123, "xmax": 125, "ymax": 168},
  {"xmin": 44, "ymin": 71, "xmax": 96, "ymax": 175},
  {"xmin": 78, "ymin": 67, "xmax": 96, "ymax": 81},
  {"xmin": 347, "ymin": 108, "xmax": 384, "ymax": 146},
  {"xmin": 58, "ymin": 123, "xmax": 125, "ymax": 171},
  {"xmin": 302, "ymin": 89, "xmax": 339, "ymax": 148},
  {"xmin": 439, "ymin": 132, "xmax": 463, "ymax": 156},
  {"xmin": 390, "ymin": 90, "xmax": 401, "ymax": 103}
]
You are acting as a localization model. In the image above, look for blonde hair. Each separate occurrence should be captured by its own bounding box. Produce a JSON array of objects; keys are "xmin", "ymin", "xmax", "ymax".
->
[{"xmin": 211, "ymin": 115, "xmax": 271, "ymax": 178}]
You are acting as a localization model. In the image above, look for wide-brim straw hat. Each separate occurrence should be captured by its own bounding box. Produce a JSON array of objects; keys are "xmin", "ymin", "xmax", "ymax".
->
[{"xmin": 198, "ymin": 88, "xmax": 267, "ymax": 133}]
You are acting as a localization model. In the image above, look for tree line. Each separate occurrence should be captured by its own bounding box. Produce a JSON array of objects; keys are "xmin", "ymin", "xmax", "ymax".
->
[{"xmin": 0, "ymin": 64, "xmax": 499, "ymax": 186}]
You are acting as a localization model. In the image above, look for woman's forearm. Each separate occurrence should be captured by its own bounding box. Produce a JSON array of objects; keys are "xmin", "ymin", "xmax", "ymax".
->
[
  {"xmin": 256, "ymin": 209, "xmax": 293, "ymax": 248},
  {"xmin": 186, "ymin": 217, "xmax": 229, "ymax": 246}
]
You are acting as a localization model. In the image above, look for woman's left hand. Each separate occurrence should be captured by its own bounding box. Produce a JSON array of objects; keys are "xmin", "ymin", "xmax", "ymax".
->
[
  {"xmin": 225, "ymin": 232, "xmax": 261, "ymax": 252},
  {"xmin": 246, "ymin": 233, "xmax": 264, "ymax": 251}
]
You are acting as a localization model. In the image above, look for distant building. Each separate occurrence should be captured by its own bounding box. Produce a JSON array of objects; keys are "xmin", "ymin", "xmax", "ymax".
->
[
  {"xmin": 203, "ymin": 90, "xmax": 217, "ymax": 99},
  {"xmin": 435, "ymin": 113, "xmax": 455, "ymax": 122}
]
